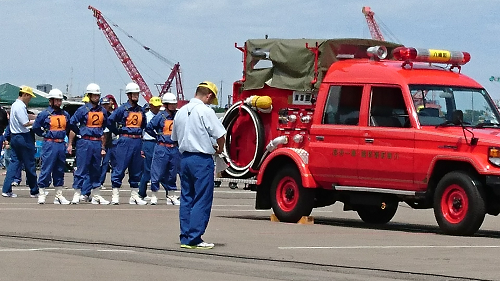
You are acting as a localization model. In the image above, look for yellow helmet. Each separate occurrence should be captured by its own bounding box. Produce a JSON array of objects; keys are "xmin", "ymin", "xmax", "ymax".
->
[
  {"xmin": 19, "ymin": 85, "xmax": 35, "ymax": 97},
  {"xmin": 149, "ymin": 97, "xmax": 162, "ymax": 107},
  {"xmin": 82, "ymin": 94, "xmax": 90, "ymax": 103},
  {"xmin": 197, "ymin": 81, "xmax": 218, "ymax": 105}
]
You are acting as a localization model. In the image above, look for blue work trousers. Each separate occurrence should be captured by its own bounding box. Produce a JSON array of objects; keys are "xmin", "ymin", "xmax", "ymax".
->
[
  {"xmin": 179, "ymin": 152, "xmax": 214, "ymax": 246},
  {"xmin": 2, "ymin": 133, "xmax": 38, "ymax": 195},
  {"xmin": 138, "ymin": 140, "xmax": 155, "ymax": 198},
  {"xmin": 99, "ymin": 146, "xmax": 113, "ymax": 185},
  {"xmin": 73, "ymin": 139, "xmax": 102, "ymax": 190},
  {"xmin": 5, "ymin": 148, "xmax": 22, "ymax": 184},
  {"xmin": 37, "ymin": 141, "xmax": 66, "ymax": 188},
  {"xmin": 150, "ymin": 145, "xmax": 179, "ymax": 193},
  {"xmin": 111, "ymin": 137, "xmax": 143, "ymax": 188}
]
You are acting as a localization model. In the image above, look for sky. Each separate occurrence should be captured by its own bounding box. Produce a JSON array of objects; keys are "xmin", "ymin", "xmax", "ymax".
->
[{"xmin": 2, "ymin": 0, "xmax": 500, "ymax": 106}]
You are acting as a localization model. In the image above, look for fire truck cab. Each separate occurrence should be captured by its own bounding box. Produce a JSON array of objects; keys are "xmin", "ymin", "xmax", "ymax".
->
[{"xmin": 221, "ymin": 38, "xmax": 500, "ymax": 236}]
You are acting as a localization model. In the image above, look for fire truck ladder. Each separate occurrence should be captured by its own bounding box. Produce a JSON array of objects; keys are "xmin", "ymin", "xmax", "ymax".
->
[{"xmin": 89, "ymin": 5, "xmax": 153, "ymax": 101}]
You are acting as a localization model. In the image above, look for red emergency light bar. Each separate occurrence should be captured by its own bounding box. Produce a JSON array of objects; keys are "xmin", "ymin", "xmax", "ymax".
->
[{"xmin": 392, "ymin": 47, "xmax": 471, "ymax": 65}]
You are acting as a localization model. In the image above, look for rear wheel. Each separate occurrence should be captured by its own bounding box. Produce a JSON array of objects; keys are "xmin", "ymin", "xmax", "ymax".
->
[
  {"xmin": 357, "ymin": 203, "xmax": 397, "ymax": 224},
  {"xmin": 433, "ymin": 171, "xmax": 485, "ymax": 236},
  {"xmin": 271, "ymin": 165, "xmax": 314, "ymax": 223}
]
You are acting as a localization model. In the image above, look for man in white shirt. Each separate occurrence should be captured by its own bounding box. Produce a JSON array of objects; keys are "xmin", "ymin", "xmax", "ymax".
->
[
  {"xmin": 171, "ymin": 81, "xmax": 226, "ymax": 249},
  {"xmin": 1, "ymin": 86, "xmax": 38, "ymax": 198}
]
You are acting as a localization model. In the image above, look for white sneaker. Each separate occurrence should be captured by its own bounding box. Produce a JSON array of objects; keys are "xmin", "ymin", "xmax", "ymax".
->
[
  {"xmin": 129, "ymin": 196, "xmax": 147, "ymax": 205},
  {"xmin": 91, "ymin": 196, "xmax": 110, "ymax": 205},
  {"xmin": 71, "ymin": 190, "xmax": 81, "ymax": 204},
  {"xmin": 181, "ymin": 241, "xmax": 214, "ymax": 249},
  {"xmin": 1, "ymin": 192, "xmax": 17, "ymax": 198},
  {"xmin": 31, "ymin": 191, "xmax": 49, "ymax": 198},
  {"xmin": 142, "ymin": 196, "xmax": 151, "ymax": 201},
  {"xmin": 54, "ymin": 196, "xmax": 70, "ymax": 205},
  {"xmin": 166, "ymin": 195, "xmax": 180, "ymax": 205},
  {"xmin": 11, "ymin": 182, "xmax": 19, "ymax": 187},
  {"xmin": 150, "ymin": 196, "xmax": 157, "ymax": 205},
  {"xmin": 38, "ymin": 194, "xmax": 46, "ymax": 204}
]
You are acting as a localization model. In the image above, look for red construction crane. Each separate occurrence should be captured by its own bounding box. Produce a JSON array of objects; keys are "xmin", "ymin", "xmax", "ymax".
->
[
  {"xmin": 362, "ymin": 6, "xmax": 384, "ymax": 41},
  {"xmin": 89, "ymin": 5, "xmax": 152, "ymax": 101},
  {"xmin": 89, "ymin": 5, "xmax": 185, "ymax": 103}
]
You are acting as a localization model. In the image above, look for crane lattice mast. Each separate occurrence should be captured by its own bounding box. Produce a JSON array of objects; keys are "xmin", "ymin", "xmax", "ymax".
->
[
  {"xmin": 362, "ymin": 6, "xmax": 385, "ymax": 41},
  {"xmin": 88, "ymin": 5, "xmax": 153, "ymax": 101}
]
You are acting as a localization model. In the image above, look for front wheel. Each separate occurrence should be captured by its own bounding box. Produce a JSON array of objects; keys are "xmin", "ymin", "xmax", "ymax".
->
[
  {"xmin": 270, "ymin": 165, "xmax": 314, "ymax": 223},
  {"xmin": 433, "ymin": 171, "xmax": 486, "ymax": 236}
]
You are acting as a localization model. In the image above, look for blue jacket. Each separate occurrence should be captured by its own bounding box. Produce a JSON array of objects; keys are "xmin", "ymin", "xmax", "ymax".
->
[{"xmin": 33, "ymin": 106, "xmax": 70, "ymax": 139}]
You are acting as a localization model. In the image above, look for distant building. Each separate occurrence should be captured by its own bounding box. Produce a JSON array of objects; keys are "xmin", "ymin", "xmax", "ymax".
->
[{"xmin": 36, "ymin": 84, "xmax": 52, "ymax": 94}]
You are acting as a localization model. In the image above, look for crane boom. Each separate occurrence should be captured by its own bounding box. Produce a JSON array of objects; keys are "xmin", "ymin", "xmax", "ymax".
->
[
  {"xmin": 88, "ymin": 5, "xmax": 153, "ymax": 101},
  {"xmin": 362, "ymin": 6, "xmax": 385, "ymax": 41}
]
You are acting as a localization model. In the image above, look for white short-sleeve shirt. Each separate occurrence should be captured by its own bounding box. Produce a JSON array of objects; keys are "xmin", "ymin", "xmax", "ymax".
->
[
  {"xmin": 172, "ymin": 98, "xmax": 226, "ymax": 154},
  {"xmin": 9, "ymin": 99, "xmax": 30, "ymax": 134}
]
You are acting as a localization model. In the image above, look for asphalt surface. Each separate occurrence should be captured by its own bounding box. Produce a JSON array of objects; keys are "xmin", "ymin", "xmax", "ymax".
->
[{"xmin": 1, "ymin": 172, "xmax": 500, "ymax": 280}]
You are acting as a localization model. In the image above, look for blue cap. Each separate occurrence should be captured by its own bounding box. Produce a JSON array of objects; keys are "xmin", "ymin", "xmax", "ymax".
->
[{"xmin": 100, "ymin": 97, "xmax": 110, "ymax": 104}]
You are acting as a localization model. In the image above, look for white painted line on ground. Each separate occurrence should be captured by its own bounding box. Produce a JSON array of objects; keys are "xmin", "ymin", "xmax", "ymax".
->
[
  {"xmin": 278, "ymin": 245, "xmax": 500, "ymax": 250},
  {"xmin": 0, "ymin": 248, "xmax": 134, "ymax": 252}
]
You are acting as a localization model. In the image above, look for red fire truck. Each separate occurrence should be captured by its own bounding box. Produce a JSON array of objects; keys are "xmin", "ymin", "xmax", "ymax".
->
[{"xmin": 220, "ymin": 38, "xmax": 500, "ymax": 236}]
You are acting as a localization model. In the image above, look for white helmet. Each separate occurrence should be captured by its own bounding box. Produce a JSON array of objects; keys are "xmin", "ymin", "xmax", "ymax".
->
[
  {"xmin": 125, "ymin": 82, "xmax": 140, "ymax": 94},
  {"xmin": 47, "ymin": 89, "xmax": 64, "ymax": 100},
  {"xmin": 162, "ymin": 92, "xmax": 177, "ymax": 104},
  {"xmin": 86, "ymin": 83, "xmax": 101, "ymax": 95}
]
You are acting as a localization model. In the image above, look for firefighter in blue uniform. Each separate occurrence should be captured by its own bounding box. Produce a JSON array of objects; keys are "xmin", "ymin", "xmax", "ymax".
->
[
  {"xmin": 144, "ymin": 92, "xmax": 181, "ymax": 205},
  {"xmin": 138, "ymin": 96, "xmax": 162, "ymax": 199},
  {"xmin": 32, "ymin": 89, "xmax": 71, "ymax": 204},
  {"xmin": 107, "ymin": 82, "xmax": 148, "ymax": 205},
  {"xmin": 67, "ymin": 83, "xmax": 109, "ymax": 205}
]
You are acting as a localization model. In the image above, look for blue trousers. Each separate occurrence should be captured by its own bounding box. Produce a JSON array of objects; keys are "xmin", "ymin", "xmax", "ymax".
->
[
  {"xmin": 179, "ymin": 152, "xmax": 214, "ymax": 246},
  {"xmin": 138, "ymin": 140, "xmax": 155, "ymax": 198},
  {"xmin": 111, "ymin": 137, "xmax": 143, "ymax": 188},
  {"xmin": 99, "ymin": 146, "xmax": 113, "ymax": 185},
  {"xmin": 150, "ymin": 145, "xmax": 179, "ymax": 193},
  {"xmin": 5, "ymin": 148, "xmax": 22, "ymax": 184},
  {"xmin": 2, "ymin": 133, "xmax": 38, "ymax": 195},
  {"xmin": 73, "ymin": 139, "xmax": 102, "ymax": 190},
  {"xmin": 37, "ymin": 141, "xmax": 66, "ymax": 188}
]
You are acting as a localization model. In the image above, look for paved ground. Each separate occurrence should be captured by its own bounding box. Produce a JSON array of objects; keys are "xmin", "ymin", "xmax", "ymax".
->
[{"xmin": 1, "ymin": 172, "xmax": 500, "ymax": 280}]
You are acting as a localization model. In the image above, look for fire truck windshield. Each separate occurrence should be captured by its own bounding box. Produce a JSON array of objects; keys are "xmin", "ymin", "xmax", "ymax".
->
[{"xmin": 410, "ymin": 86, "xmax": 500, "ymax": 127}]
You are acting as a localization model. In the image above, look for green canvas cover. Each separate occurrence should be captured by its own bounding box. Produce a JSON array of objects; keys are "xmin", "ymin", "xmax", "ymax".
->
[
  {"xmin": 0, "ymin": 83, "xmax": 49, "ymax": 107},
  {"xmin": 243, "ymin": 38, "xmax": 402, "ymax": 91}
]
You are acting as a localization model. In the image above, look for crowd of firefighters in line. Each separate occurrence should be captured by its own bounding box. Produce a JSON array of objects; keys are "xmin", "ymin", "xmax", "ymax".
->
[
  {"xmin": 2, "ymin": 81, "xmax": 226, "ymax": 249},
  {"xmin": 1, "ymin": 82, "xmax": 183, "ymax": 206}
]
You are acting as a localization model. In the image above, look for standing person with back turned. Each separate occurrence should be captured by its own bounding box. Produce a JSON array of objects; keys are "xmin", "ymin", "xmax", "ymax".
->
[
  {"xmin": 1, "ymin": 86, "xmax": 38, "ymax": 198},
  {"xmin": 107, "ymin": 82, "xmax": 148, "ymax": 205},
  {"xmin": 171, "ymin": 81, "xmax": 226, "ymax": 249},
  {"xmin": 67, "ymin": 83, "xmax": 109, "ymax": 205},
  {"xmin": 138, "ymin": 96, "xmax": 162, "ymax": 200},
  {"xmin": 145, "ymin": 92, "xmax": 181, "ymax": 205},
  {"xmin": 32, "ymin": 89, "xmax": 71, "ymax": 204}
]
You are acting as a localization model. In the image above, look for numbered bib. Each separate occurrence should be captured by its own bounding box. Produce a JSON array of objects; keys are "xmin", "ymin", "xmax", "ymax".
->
[
  {"xmin": 49, "ymin": 115, "xmax": 66, "ymax": 131},
  {"xmin": 162, "ymin": 120, "xmax": 173, "ymax": 135},
  {"xmin": 126, "ymin": 112, "xmax": 142, "ymax": 128},
  {"xmin": 87, "ymin": 111, "xmax": 104, "ymax": 128}
]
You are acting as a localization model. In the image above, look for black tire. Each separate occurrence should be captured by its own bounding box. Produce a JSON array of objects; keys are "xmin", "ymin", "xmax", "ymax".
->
[
  {"xmin": 433, "ymin": 171, "xmax": 486, "ymax": 236},
  {"xmin": 357, "ymin": 204, "xmax": 397, "ymax": 224},
  {"xmin": 270, "ymin": 165, "xmax": 314, "ymax": 223}
]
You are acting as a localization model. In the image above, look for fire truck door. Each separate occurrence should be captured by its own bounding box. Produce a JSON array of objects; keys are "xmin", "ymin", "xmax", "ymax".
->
[
  {"xmin": 309, "ymin": 85, "xmax": 362, "ymax": 187},
  {"xmin": 357, "ymin": 86, "xmax": 415, "ymax": 190}
]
